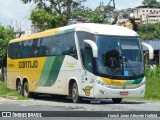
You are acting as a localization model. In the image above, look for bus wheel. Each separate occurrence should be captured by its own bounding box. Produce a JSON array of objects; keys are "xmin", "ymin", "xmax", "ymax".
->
[
  {"xmin": 72, "ymin": 82, "xmax": 81, "ymax": 103},
  {"xmin": 23, "ymin": 82, "xmax": 30, "ymax": 98},
  {"xmin": 112, "ymin": 98, "xmax": 122, "ymax": 103},
  {"xmin": 16, "ymin": 81, "xmax": 21, "ymax": 94}
]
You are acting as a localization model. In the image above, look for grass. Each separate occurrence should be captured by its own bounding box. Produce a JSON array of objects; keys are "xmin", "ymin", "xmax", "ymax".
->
[
  {"xmin": 144, "ymin": 66, "xmax": 160, "ymax": 100},
  {"xmin": 125, "ymin": 66, "xmax": 160, "ymax": 102},
  {"xmin": 0, "ymin": 81, "xmax": 29, "ymax": 100}
]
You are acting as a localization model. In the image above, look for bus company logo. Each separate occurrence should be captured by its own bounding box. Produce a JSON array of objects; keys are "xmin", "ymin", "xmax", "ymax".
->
[
  {"xmin": 83, "ymin": 86, "xmax": 92, "ymax": 96},
  {"xmin": 122, "ymin": 85, "xmax": 126, "ymax": 89},
  {"xmin": 111, "ymin": 81, "xmax": 121, "ymax": 85},
  {"xmin": 66, "ymin": 62, "xmax": 77, "ymax": 68},
  {"xmin": 19, "ymin": 60, "xmax": 38, "ymax": 69}
]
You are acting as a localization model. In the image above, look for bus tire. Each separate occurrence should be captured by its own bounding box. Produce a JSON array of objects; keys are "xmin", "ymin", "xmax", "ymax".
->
[
  {"xmin": 16, "ymin": 81, "xmax": 21, "ymax": 94},
  {"xmin": 23, "ymin": 82, "xmax": 31, "ymax": 98},
  {"xmin": 72, "ymin": 82, "xmax": 81, "ymax": 103},
  {"xmin": 112, "ymin": 98, "xmax": 122, "ymax": 103}
]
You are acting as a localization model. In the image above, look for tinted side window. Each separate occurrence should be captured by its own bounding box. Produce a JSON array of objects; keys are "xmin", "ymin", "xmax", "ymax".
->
[
  {"xmin": 13, "ymin": 42, "xmax": 21, "ymax": 59},
  {"xmin": 64, "ymin": 32, "xmax": 77, "ymax": 58},
  {"xmin": 50, "ymin": 32, "xmax": 77, "ymax": 59},
  {"xmin": 39, "ymin": 37, "xmax": 51, "ymax": 56},
  {"xmin": 8, "ymin": 41, "xmax": 32, "ymax": 59},
  {"xmin": 50, "ymin": 35, "xmax": 63, "ymax": 56},
  {"xmin": 77, "ymin": 31, "xmax": 94, "ymax": 69},
  {"xmin": 8, "ymin": 32, "xmax": 77, "ymax": 59},
  {"xmin": 32, "ymin": 38, "xmax": 40, "ymax": 57},
  {"xmin": 21, "ymin": 40, "xmax": 32, "ymax": 58},
  {"xmin": 84, "ymin": 47, "xmax": 93, "ymax": 72},
  {"xmin": 77, "ymin": 31, "xmax": 93, "ymax": 51},
  {"xmin": 8, "ymin": 43, "xmax": 14, "ymax": 59}
]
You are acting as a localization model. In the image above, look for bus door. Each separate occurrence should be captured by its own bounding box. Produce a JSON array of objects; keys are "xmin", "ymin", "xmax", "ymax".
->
[{"xmin": 81, "ymin": 46, "xmax": 95, "ymax": 98}]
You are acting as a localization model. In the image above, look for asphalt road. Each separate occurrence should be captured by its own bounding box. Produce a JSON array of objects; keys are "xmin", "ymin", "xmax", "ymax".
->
[{"xmin": 0, "ymin": 95, "xmax": 160, "ymax": 120}]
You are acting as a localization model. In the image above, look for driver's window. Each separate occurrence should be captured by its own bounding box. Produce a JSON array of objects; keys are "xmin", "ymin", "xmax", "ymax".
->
[{"xmin": 84, "ymin": 47, "xmax": 93, "ymax": 72}]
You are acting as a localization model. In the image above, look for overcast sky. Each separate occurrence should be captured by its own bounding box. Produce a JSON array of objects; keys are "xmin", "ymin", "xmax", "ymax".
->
[
  {"xmin": 83, "ymin": 0, "xmax": 143, "ymax": 10},
  {"xmin": 0, "ymin": 0, "xmax": 144, "ymax": 31},
  {"xmin": 0, "ymin": 0, "xmax": 34, "ymax": 31}
]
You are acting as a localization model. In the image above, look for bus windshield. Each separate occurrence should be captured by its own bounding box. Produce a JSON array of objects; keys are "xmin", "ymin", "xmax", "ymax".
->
[{"xmin": 95, "ymin": 35, "xmax": 144, "ymax": 79}]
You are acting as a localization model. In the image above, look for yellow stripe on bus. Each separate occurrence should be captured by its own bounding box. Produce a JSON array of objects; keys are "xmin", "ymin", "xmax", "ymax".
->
[
  {"xmin": 101, "ymin": 77, "xmax": 126, "ymax": 86},
  {"xmin": 9, "ymin": 28, "xmax": 59, "ymax": 43}
]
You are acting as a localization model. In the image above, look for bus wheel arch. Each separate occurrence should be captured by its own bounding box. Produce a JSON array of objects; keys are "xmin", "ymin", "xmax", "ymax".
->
[
  {"xmin": 16, "ymin": 78, "xmax": 21, "ymax": 94},
  {"xmin": 69, "ymin": 79, "xmax": 76, "ymax": 96},
  {"xmin": 69, "ymin": 79, "xmax": 81, "ymax": 103}
]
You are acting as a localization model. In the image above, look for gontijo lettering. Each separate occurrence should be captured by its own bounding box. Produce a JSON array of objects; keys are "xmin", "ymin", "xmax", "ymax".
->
[{"xmin": 19, "ymin": 60, "xmax": 38, "ymax": 68}]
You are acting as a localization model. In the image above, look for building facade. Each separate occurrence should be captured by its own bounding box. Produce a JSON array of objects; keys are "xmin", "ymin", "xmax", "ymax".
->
[{"xmin": 133, "ymin": 5, "xmax": 160, "ymax": 24}]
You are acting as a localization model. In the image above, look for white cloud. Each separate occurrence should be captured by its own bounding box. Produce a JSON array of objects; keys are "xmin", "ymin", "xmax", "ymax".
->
[
  {"xmin": 0, "ymin": 0, "xmax": 35, "ymax": 30},
  {"xmin": 116, "ymin": 0, "xmax": 144, "ymax": 9}
]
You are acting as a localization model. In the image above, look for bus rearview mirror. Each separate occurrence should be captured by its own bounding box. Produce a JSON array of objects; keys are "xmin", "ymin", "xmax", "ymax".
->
[
  {"xmin": 141, "ymin": 42, "xmax": 154, "ymax": 59},
  {"xmin": 84, "ymin": 40, "xmax": 98, "ymax": 58}
]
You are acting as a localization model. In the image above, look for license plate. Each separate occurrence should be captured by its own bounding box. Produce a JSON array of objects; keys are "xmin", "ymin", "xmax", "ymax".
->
[{"xmin": 120, "ymin": 91, "xmax": 128, "ymax": 96}]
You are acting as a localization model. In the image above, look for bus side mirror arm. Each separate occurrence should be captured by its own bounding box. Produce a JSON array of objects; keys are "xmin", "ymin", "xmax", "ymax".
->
[
  {"xmin": 141, "ymin": 42, "xmax": 154, "ymax": 59},
  {"xmin": 84, "ymin": 40, "xmax": 98, "ymax": 58}
]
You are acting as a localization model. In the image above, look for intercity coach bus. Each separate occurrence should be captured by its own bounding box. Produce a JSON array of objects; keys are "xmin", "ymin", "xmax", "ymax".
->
[{"xmin": 7, "ymin": 23, "xmax": 153, "ymax": 103}]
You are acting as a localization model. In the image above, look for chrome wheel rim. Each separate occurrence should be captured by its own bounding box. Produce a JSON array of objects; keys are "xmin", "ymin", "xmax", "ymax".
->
[
  {"xmin": 17, "ymin": 84, "xmax": 21, "ymax": 94},
  {"xmin": 24, "ymin": 84, "xmax": 28, "ymax": 97},
  {"xmin": 72, "ymin": 87, "xmax": 77, "ymax": 100}
]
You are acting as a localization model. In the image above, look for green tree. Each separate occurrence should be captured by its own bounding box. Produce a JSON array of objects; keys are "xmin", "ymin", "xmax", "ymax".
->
[
  {"xmin": 72, "ymin": 7, "xmax": 109, "ymax": 24},
  {"xmin": 20, "ymin": 0, "xmax": 86, "ymax": 30},
  {"xmin": 0, "ymin": 25, "xmax": 15, "ymax": 68},
  {"xmin": 88, "ymin": 10, "xmax": 109, "ymax": 23},
  {"xmin": 30, "ymin": 9, "xmax": 65, "ymax": 30},
  {"xmin": 72, "ymin": 2, "xmax": 116, "ymax": 24},
  {"xmin": 142, "ymin": 0, "xmax": 160, "ymax": 7},
  {"xmin": 138, "ymin": 23, "xmax": 160, "ymax": 40},
  {"xmin": 122, "ymin": 12, "xmax": 129, "ymax": 19},
  {"xmin": 21, "ymin": 0, "xmax": 117, "ymax": 30}
]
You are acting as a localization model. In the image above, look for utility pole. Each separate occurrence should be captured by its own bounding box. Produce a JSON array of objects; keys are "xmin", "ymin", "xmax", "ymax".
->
[
  {"xmin": 15, "ymin": 17, "xmax": 26, "ymax": 38},
  {"xmin": 105, "ymin": 0, "xmax": 117, "ymax": 24}
]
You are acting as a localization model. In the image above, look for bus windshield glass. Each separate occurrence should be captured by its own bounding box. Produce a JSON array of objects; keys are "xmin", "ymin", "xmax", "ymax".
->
[{"xmin": 95, "ymin": 35, "xmax": 144, "ymax": 78}]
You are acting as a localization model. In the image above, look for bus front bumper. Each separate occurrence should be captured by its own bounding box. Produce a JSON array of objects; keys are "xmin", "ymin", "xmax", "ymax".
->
[{"xmin": 93, "ymin": 83, "xmax": 145, "ymax": 98}]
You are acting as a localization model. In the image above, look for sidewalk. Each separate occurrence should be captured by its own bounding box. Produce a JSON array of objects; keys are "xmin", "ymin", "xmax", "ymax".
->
[
  {"xmin": 0, "ymin": 96, "xmax": 32, "ymax": 102},
  {"xmin": 0, "ymin": 96, "xmax": 9, "ymax": 102}
]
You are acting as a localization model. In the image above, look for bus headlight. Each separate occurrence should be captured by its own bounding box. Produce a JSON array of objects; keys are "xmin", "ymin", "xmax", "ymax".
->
[
  {"xmin": 96, "ymin": 80, "xmax": 108, "ymax": 87},
  {"xmin": 138, "ymin": 80, "xmax": 145, "ymax": 87}
]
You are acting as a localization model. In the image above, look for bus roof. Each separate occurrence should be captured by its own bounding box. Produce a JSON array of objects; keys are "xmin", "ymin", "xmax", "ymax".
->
[
  {"xmin": 9, "ymin": 23, "xmax": 138, "ymax": 43},
  {"xmin": 60, "ymin": 23, "xmax": 138, "ymax": 36}
]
